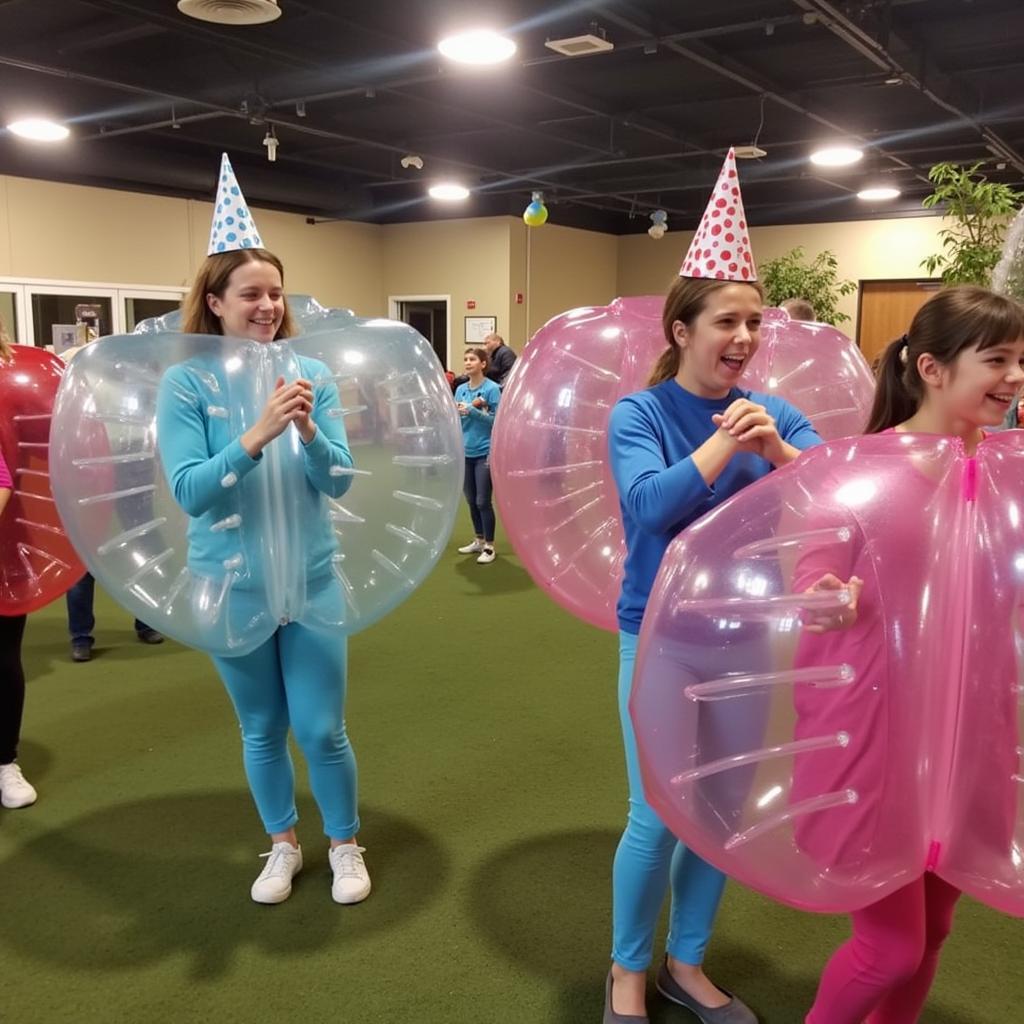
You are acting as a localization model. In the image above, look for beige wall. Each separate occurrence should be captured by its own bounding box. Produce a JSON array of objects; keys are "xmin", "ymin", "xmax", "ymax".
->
[
  {"xmin": 617, "ymin": 215, "xmax": 948, "ymax": 338},
  {"xmin": 0, "ymin": 174, "xmax": 951, "ymax": 344},
  {"xmin": 380, "ymin": 217, "xmax": 512, "ymax": 367},
  {"xmin": 0, "ymin": 175, "xmax": 385, "ymax": 316},
  {"xmin": 0, "ymin": 176, "xmax": 12, "ymax": 276},
  {"xmin": 4, "ymin": 176, "xmax": 192, "ymax": 285},
  {"xmin": 523, "ymin": 221, "xmax": 619, "ymax": 336}
]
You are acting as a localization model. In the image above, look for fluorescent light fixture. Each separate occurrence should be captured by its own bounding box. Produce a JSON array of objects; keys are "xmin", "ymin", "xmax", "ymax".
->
[
  {"xmin": 438, "ymin": 29, "xmax": 516, "ymax": 65},
  {"xmin": 7, "ymin": 118, "xmax": 70, "ymax": 141},
  {"xmin": 810, "ymin": 145, "xmax": 863, "ymax": 167},
  {"xmin": 428, "ymin": 183, "xmax": 470, "ymax": 201},
  {"xmin": 857, "ymin": 186, "xmax": 901, "ymax": 201}
]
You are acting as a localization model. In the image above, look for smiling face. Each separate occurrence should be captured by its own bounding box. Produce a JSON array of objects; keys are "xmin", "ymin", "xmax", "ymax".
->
[
  {"xmin": 928, "ymin": 337, "xmax": 1024, "ymax": 428},
  {"xmin": 672, "ymin": 282, "xmax": 763, "ymax": 398},
  {"xmin": 206, "ymin": 259, "xmax": 285, "ymax": 343}
]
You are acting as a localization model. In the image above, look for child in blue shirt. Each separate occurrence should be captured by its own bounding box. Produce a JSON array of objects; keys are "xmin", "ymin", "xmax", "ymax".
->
[
  {"xmin": 454, "ymin": 346, "xmax": 502, "ymax": 564},
  {"xmin": 604, "ymin": 274, "xmax": 820, "ymax": 1023}
]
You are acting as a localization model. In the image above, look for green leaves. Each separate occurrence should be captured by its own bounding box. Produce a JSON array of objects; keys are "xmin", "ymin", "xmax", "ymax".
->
[
  {"xmin": 759, "ymin": 246, "xmax": 856, "ymax": 325},
  {"xmin": 920, "ymin": 162, "xmax": 1024, "ymax": 285}
]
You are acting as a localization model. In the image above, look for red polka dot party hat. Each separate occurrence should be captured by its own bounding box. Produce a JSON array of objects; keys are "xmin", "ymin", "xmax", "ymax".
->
[{"xmin": 679, "ymin": 148, "xmax": 756, "ymax": 282}]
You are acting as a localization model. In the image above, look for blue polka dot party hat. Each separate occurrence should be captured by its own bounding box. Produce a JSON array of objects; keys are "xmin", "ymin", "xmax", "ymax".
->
[{"xmin": 207, "ymin": 153, "xmax": 264, "ymax": 255}]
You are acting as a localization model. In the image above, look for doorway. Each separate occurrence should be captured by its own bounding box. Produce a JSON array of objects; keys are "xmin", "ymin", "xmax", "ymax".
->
[
  {"xmin": 857, "ymin": 279, "xmax": 941, "ymax": 368},
  {"xmin": 388, "ymin": 294, "xmax": 450, "ymax": 371}
]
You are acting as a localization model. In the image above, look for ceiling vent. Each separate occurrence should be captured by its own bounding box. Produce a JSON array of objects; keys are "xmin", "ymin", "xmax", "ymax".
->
[
  {"xmin": 545, "ymin": 33, "xmax": 614, "ymax": 57},
  {"xmin": 177, "ymin": 0, "xmax": 282, "ymax": 25}
]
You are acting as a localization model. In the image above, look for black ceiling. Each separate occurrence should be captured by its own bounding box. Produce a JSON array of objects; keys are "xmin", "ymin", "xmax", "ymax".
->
[{"xmin": 1, "ymin": 0, "xmax": 1022, "ymax": 234}]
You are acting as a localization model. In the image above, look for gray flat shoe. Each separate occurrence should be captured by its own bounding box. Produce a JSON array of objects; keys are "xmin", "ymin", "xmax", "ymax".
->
[
  {"xmin": 604, "ymin": 971, "xmax": 649, "ymax": 1024},
  {"xmin": 655, "ymin": 959, "xmax": 758, "ymax": 1024}
]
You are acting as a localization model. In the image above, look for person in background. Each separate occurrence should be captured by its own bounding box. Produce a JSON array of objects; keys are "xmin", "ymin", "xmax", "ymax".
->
[
  {"xmin": 60, "ymin": 341, "xmax": 163, "ymax": 661},
  {"xmin": 482, "ymin": 332, "xmax": 517, "ymax": 389},
  {"xmin": 0, "ymin": 321, "xmax": 37, "ymax": 810},
  {"xmin": 781, "ymin": 297, "xmax": 816, "ymax": 321},
  {"xmin": 455, "ymin": 347, "xmax": 501, "ymax": 564},
  {"xmin": 65, "ymin": 573, "xmax": 164, "ymax": 662}
]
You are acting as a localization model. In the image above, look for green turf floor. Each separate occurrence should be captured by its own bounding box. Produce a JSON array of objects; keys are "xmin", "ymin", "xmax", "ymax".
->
[{"xmin": 1, "ymin": 517, "xmax": 1019, "ymax": 1023}]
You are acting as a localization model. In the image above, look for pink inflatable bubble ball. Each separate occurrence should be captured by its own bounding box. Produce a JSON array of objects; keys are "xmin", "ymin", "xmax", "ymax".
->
[
  {"xmin": 632, "ymin": 431, "xmax": 1024, "ymax": 916},
  {"xmin": 491, "ymin": 298, "xmax": 875, "ymax": 631}
]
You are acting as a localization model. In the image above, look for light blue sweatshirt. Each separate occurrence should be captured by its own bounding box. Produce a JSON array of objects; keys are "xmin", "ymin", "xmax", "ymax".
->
[
  {"xmin": 454, "ymin": 377, "xmax": 501, "ymax": 457},
  {"xmin": 156, "ymin": 354, "xmax": 353, "ymax": 590}
]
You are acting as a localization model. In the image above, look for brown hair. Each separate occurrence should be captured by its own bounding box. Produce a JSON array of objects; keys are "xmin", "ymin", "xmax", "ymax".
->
[
  {"xmin": 464, "ymin": 346, "xmax": 489, "ymax": 369},
  {"xmin": 649, "ymin": 276, "xmax": 764, "ymax": 386},
  {"xmin": 866, "ymin": 285, "xmax": 1024, "ymax": 433},
  {"xmin": 181, "ymin": 248, "xmax": 297, "ymax": 339},
  {"xmin": 0, "ymin": 317, "xmax": 11, "ymax": 363}
]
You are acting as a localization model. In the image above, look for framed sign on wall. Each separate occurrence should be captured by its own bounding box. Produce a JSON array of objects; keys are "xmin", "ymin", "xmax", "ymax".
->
[{"xmin": 464, "ymin": 315, "xmax": 496, "ymax": 344}]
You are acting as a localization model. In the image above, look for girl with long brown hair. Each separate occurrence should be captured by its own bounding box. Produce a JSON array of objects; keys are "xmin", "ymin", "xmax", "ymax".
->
[{"xmin": 603, "ymin": 150, "xmax": 821, "ymax": 1024}]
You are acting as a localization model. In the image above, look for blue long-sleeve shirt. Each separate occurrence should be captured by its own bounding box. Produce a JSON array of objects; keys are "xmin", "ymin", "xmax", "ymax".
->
[
  {"xmin": 609, "ymin": 380, "xmax": 821, "ymax": 634},
  {"xmin": 156, "ymin": 354, "xmax": 354, "ymax": 589},
  {"xmin": 454, "ymin": 378, "xmax": 501, "ymax": 457}
]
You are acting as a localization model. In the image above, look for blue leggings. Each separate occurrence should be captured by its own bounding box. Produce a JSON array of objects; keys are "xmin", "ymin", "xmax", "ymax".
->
[
  {"xmin": 463, "ymin": 454, "xmax": 495, "ymax": 542},
  {"xmin": 612, "ymin": 630, "xmax": 727, "ymax": 970},
  {"xmin": 211, "ymin": 619, "xmax": 359, "ymax": 840}
]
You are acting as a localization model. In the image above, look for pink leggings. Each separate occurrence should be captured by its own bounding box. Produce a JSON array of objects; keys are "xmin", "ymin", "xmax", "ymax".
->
[{"xmin": 806, "ymin": 874, "xmax": 961, "ymax": 1024}]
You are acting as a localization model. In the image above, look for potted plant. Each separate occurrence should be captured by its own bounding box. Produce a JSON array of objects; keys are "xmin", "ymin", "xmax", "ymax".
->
[
  {"xmin": 921, "ymin": 161, "xmax": 1023, "ymax": 286},
  {"xmin": 759, "ymin": 247, "xmax": 856, "ymax": 325}
]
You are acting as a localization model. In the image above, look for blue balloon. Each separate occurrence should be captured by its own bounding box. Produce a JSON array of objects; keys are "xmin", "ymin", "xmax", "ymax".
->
[{"xmin": 50, "ymin": 308, "xmax": 463, "ymax": 656}]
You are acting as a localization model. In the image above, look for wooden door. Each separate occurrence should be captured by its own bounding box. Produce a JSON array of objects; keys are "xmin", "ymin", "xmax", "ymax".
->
[{"xmin": 857, "ymin": 280, "xmax": 941, "ymax": 368}]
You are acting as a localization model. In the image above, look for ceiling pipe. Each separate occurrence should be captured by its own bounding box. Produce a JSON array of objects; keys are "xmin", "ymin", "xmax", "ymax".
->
[
  {"xmin": 593, "ymin": 4, "xmax": 929, "ymax": 185},
  {"xmin": 792, "ymin": 0, "xmax": 1024, "ymax": 174}
]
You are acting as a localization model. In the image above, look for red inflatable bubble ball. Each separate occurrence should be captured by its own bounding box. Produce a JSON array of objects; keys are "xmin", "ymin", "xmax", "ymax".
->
[{"xmin": 0, "ymin": 345, "xmax": 85, "ymax": 614}]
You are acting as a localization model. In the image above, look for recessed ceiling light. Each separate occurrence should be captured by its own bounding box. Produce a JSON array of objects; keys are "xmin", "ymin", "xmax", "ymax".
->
[
  {"xmin": 857, "ymin": 186, "xmax": 901, "ymax": 201},
  {"xmin": 7, "ymin": 118, "xmax": 70, "ymax": 141},
  {"xmin": 810, "ymin": 145, "xmax": 863, "ymax": 167},
  {"xmin": 438, "ymin": 29, "xmax": 516, "ymax": 66},
  {"xmin": 429, "ymin": 183, "xmax": 470, "ymax": 201}
]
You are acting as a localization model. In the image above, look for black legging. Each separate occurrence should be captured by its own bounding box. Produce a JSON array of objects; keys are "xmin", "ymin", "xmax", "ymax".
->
[{"xmin": 0, "ymin": 614, "xmax": 26, "ymax": 764}]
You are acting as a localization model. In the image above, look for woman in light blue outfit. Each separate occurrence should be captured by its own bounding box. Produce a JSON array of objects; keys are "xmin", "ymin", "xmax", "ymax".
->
[
  {"xmin": 157, "ymin": 247, "xmax": 371, "ymax": 907},
  {"xmin": 604, "ymin": 275, "xmax": 819, "ymax": 1023},
  {"xmin": 454, "ymin": 346, "xmax": 502, "ymax": 564}
]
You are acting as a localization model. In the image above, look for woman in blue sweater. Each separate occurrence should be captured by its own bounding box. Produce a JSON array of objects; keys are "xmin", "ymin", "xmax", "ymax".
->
[
  {"xmin": 157, "ymin": 246, "xmax": 371, "ymax": 907},
  {"xmin": 604, "ymin": 274, "xmax": 820, "ymax": 1023},
  {"xmin": 454, "ymin": 346, "xmax": 502, "ymax": 564}
]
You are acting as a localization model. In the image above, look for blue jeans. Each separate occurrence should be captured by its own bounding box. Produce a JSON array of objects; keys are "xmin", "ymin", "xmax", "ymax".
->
[
  {"xmin": 66, "ymin": 573, "xmax": 150, "ymax": 646},
  {"xmin": 211, "ymin": 611, "xmax": 359, "ymax": 840},
  {"xmin": 463, "ymin": 454, "xmax": 495, "ymax": 542},
  {"xmin": 612, "ymin": 630, "xmax": 727, "ymax": 970}
]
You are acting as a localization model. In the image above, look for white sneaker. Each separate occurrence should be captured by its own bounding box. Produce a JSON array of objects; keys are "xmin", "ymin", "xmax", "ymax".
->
[
  {"xmin": 0, "ymin": 762, "xmax": 37, "ymax": 809},
  {"xmin": 250, "ymin": 842, "xmax": 303, "ymax": 904},
  {"xmin": 476, "ymin": 546, "xmax": 496, "ymax": 564},
  {"xmin": 458, "ymin": 539, "xmax": 485, "ymax": 554},
  {"xmin": 329, "ymin": 844, "xmax": 371, "ymax": 904}
]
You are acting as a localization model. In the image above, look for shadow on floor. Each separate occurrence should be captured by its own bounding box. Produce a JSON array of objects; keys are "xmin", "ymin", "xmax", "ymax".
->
[{"xmin": 0, "ymin": 795, "xmax": 450, "ymax": 981}]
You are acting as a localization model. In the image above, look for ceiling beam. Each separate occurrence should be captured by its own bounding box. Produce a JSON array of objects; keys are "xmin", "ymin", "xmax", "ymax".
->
[{"xmin": 792, "ymin": 0, "xmax": 1024, "ymax": 174}]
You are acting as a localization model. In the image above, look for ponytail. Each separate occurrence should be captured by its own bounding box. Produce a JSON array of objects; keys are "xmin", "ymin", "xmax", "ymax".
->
[
  {"xmin": 865, "ymin": 335, "xmax": 918, "ymax": 433},
  {"xmin": 647, "ymin": 346, "xmax": 681, "ymax": 386}
]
